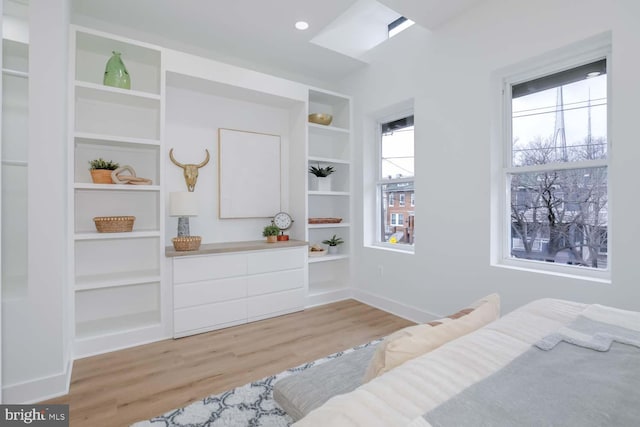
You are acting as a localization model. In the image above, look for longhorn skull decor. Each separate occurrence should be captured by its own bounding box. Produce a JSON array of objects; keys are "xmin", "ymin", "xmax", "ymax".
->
[{"xmin": 169, "ymin": 148, "xmax": 210, "ymax": 192}]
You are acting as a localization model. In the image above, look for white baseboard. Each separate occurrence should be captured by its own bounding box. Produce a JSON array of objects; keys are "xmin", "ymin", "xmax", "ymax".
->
[
  {"xmin": 351, "ymin": 288, "xmax": 440, "ymax": 324},
  {"xmin": 306, "ymin": 288, "xmax": 352, "ymax": 308},
  {"xmin": 2, "ymin": 357, "xmax": 73, "ymax": 404}
]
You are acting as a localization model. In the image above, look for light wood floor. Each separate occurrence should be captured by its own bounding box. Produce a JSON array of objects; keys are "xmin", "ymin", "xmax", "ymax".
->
[{"xmin": 44, "ymin": 299, "xmax": 414, "ymax": 427}]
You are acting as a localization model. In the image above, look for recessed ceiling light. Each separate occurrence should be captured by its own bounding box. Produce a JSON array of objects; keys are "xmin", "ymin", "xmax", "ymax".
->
[
  {"xmin": 586, "ymin": 71, "xmax": 601, "ymax": 78},
  {"xmin": 295, "ymin": 21, "xmax": 309, "ymax": 31}
]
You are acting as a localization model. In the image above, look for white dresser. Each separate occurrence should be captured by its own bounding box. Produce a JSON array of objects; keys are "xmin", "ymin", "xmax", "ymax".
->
[{"xmin": 167, "ymin": 240, "xmax": 308, "ymax": 338}]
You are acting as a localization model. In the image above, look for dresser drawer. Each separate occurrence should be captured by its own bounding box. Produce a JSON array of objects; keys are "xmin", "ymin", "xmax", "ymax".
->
[
  {"xmin": 173, "ymin": 253, "xmax": 246, "ymax": 284},
  {"xmin": 247, "ymin": 247, "xmax": 305, "ymax": 274},
  {"xmin": 174, "ymin": 276, "xmax": 247, "ymax": 309},
  {"xmin": 247, "ymin": 268, "xmax": 304, "ymax": 296},
  {"xmin": 247, "ymin": 288, "xmax": 305, "ymax": 320},
  {"xmin": 174, "ymin": 299, "xmax": 247, "ymax": 335}
]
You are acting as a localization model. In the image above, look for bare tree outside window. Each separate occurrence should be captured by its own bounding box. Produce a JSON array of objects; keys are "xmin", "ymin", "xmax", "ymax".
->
[{"xmin": 508, "ymin": 59, "xmax": 608, "ymax": 269}]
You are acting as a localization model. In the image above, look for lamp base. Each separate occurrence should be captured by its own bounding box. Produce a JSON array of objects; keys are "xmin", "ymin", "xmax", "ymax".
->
[
  {"xmin": 172, "ymin": 236, "xmax": 202, "ymax": 251},
  {"xmin": 177, "ymin": 216, "xmax": 190, "ymax": 237}
]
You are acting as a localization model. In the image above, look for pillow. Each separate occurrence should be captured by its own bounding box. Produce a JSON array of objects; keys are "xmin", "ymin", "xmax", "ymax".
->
[{"xmin": 362, "ymin": 293, "xmax": 500, "ymax": 383}]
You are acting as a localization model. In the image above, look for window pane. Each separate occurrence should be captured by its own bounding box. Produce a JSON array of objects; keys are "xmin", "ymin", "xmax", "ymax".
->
[
  {"xmin": 509, "ymin": 166, "xmax": 607, "ymax": 269},
  {"xmin": 380, "ymin": 182, "xmax": 414, "ymax": 246},
  {"xmin": 381, "ymin": 125, "xmax": 414, "ymax": 179},
  {"xmin": 512, "ymin": 61, "xmax": 607, "ymax": 166}
]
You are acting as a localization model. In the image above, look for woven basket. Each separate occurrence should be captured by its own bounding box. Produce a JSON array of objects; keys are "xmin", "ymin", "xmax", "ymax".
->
[
  {"xmin": 93, "ymin": 216, "xmax": 135, "ymax": 233},
  {"xmin": 172, "ymin": 236, "xmax": 202, "ymax": 251},
  {"xmin": 308, "ymin": 217, "xmax": 343, "ymax": 224}
]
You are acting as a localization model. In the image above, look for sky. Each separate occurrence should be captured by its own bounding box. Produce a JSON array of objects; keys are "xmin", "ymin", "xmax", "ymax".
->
[
  {"xmin": 381, "ymin": 126, "xmax": 414, "ymax": 179},
  {"xmin": 379, "ymin": 72, "xmax": 606, "ymax": 177},
  {"xmin": 512, "ymin": 73, "xmax": 607, "ymax": 162}
]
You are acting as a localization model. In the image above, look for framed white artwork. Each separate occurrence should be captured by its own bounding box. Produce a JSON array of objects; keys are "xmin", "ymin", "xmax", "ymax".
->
[{"xmin": 218, "ymin": 128, "xmax": 281, "ymax": 218}]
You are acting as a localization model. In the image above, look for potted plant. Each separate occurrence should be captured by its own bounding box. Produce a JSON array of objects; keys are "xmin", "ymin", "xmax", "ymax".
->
[
  {"xmin": 263, "ymin": 224, "xmax": 280, "ymax": 243},
  {"xmin": 309, "ymin": 163, "xmax": 335, "ymax": 191},
  {"xmin": 322, "ymin": 234, "xmax": 344, "ymax": 255},
  {"xmin": 89, "ymin": 158, "xmax": 120, "ymax": 184}
]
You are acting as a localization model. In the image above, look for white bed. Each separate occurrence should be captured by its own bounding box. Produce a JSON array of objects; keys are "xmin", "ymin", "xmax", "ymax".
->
[{"xmin": 294, "ymin": 298, "xmax": 639, "ymax": 427}]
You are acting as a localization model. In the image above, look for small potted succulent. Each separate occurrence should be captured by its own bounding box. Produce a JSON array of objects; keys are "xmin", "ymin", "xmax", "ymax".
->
[
  {"xmin": 322, "ymin": 234, "xmax": 344, "ymax": 255},
  {"xmin": 263, "ymin": 224, "xmax": 280, "ymax": 243},
  {"xmin": 309, "ymin": 163, "xmax": 335, "ymax": 191},
  {"xmin": 89, "ymin": 158, "xmax": 119, "ymax": 184}
]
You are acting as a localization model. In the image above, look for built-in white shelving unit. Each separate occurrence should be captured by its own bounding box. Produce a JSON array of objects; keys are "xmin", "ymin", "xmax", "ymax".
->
[
  {"xmin": 306, "ymin": 89, "xmax": 352, "ymax": 305},
  {"xmin": 69, "ymin": 26, "xmax": 165, "ymax": 357},
  {"xmin": 2, "ymin": 37, "xmax": 29, "ymax": 301}
]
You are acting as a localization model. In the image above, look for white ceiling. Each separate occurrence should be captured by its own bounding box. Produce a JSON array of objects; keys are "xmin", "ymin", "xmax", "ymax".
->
[{"xmin": 71, "ymin": 0, "xmax": 484, "ymax": 85}]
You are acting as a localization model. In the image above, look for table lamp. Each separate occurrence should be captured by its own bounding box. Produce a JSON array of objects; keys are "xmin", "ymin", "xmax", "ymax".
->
[{"xmin": 170, "ymin": 191, "xmax": 201, "ymax": 251}]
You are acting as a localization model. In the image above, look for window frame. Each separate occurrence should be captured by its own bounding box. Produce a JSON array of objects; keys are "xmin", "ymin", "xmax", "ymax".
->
[
  {"xmin": 398, "ymin": 193, "xmax": 406, "ymax": 207},
  {"xmin": 374, "ymin": 110, "xmax": 415, "ymax": 253},
  {"xmin": 390, "ymin": 212, "xmax": 404, "ymax": 227},
  {"xmin": 495, "ymin": 40, "xmax": 611, "ymax": 282}
]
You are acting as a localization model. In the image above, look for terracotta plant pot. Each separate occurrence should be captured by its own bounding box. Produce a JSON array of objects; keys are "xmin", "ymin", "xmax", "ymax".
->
[
  {"xmin": 90, "ymin": 169, "xmax": 114, "ymax": 184},
  {"xmin": 277, "ymin": 235, "xmax": 289, "ymax": 241},
  {"xmin": 266, "ymin": 235, "xmax": 278, "ymax": 243}
]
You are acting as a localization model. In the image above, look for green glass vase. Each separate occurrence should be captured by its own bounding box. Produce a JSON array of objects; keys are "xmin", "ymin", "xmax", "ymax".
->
[{"xmin": 103, "ymin": 51, "xmax": 131, "ymax": 90}]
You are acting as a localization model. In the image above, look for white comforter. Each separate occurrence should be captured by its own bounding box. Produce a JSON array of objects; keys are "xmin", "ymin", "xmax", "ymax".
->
[{"xmin": 294, "ymin": 298, "xmax": 588, "ymax": 427}]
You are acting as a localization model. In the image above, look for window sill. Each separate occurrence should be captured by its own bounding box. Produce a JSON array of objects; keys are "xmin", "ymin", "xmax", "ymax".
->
[
  {"xmin": 366, "ymin": 242, "xmax": 414, "ymax": 254},
  {"xmin": 491, "ymin": 259, "xmax": 611, "ymax": 284}
]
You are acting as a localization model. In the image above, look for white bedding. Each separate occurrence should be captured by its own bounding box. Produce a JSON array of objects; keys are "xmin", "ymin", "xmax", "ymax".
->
[{"xmin": 294, "ymin": 298, "xmax": 588, "ymax": 427}]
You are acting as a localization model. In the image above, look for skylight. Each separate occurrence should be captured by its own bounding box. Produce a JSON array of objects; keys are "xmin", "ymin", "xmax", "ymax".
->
[{"xmin": 388, "ymin": 16, "xmax": 414, "ymax": 38}]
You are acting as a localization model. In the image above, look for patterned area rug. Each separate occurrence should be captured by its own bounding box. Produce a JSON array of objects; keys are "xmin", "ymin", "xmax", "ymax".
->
[{"xmin": 131, "ymin": 340, "xmax": 379, "ymax": 427}]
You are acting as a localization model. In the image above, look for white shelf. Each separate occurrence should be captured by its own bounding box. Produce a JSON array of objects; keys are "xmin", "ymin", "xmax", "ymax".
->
[
  {"xmin": 307, "ymin": 222, "xmax": 351, "ymax": 229},
  {"xmin": 74, "ymin": 230, "xmax": 160, "ymax": 241},
  {"xmin": 75, "ymin": 80, "xmax": 161, "ymax": 101},
  {"xmin": 75, "ymin": 270, "xmax": 161, "ymax": 291},
  {"xmin": 308, "ymin": 284, "xmax": 349, "ymax": 298},
  {"xmin": 309, "ymin": 190, "xmax": 350, "ymax": 196},
  {"xmin": 306, "ymin": 88, "xmax": 351, "ymax": 299},
  {"xmin": 308, "ymin": 254, "xmax": 349, "ymax": 264},
  {"xmin": 2, "ymin": 160, "xmax": 28, "ymax": 167},
  {"xmin": 71, "ymin": 27, "xmax": 165, "ymax": 358},
  {"xmin": 75, "ymin": 132, "xmax": 161, "ymax": 147},
  {"xmin": 75, "ymin": 310, "xmax": 161, "ymax": 340},
  {"xmin": 308, "ymin": 156, "xmax": 351, "ymax": 165},
  {"xmin": 74, "ymin": 183, "xmax": 160, "ymax": 191},
  {"xmin": 2, "ymin": 68, "xmax": 28, "ymax": 78},
  {"xmin": 74, "ymin": 321, "xmax": 164, "ymax": 358},
  {"xmin": 308, "ymin": 122, "xmax": 349, "ymax": 135},
  {"xmin": 309, "ymin": 88, "xmax": 350, "ymax": 104}
]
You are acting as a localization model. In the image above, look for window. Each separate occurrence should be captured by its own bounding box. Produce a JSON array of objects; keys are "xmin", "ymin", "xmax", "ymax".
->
[
  {"xmin": 388, "ymin": 16, "xmax": 414, "ymax": 38},
  {"xmin": 378, "ymin": 115, "xmax": 414, "ymax": 248},
  {"xmin": 410, "ymin": 192, "xmax": 415, "ymax": 207},
  {"xmin": 503, "ymin": 54, "xmax": 609, "ymax": 272},
  {"xmin": 390, "ymin": 213, "xmax": 404, "ymax": 227}
]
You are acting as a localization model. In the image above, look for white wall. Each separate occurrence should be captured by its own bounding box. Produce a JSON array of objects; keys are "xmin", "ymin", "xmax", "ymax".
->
[
  {"xmin": 341, "ymin": 0, "xmax": 640, "ymax": 317},
  {"xmin": 164, "ymin": 82, "xmax": 296, "ymax": 244},
  {"xmin": 2, "ymin": 0, "xmax": 71, "ymax": 403}
]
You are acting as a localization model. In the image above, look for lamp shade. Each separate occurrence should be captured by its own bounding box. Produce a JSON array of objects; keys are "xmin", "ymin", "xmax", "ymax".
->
[{"xmin": 169, "ymin": 192, "xmax": 198, "ymax": 217}]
